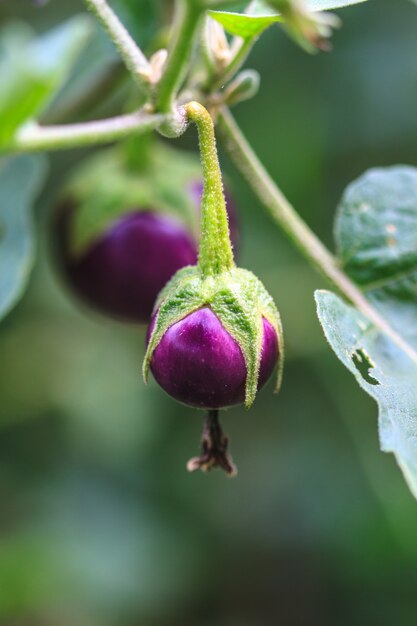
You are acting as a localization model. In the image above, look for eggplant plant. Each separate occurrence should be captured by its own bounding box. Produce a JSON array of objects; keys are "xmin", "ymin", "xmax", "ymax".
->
[{"xmin": 3, "ymin": 0, "xmax": 417, "ymax": 491}]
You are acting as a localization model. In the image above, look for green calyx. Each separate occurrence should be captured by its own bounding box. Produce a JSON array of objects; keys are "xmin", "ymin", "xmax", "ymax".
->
[
  {"xmin": 143, "ymin": 102, "xmax": 284, "ymax": 408},
  {"xmin": 62, "ymin": 140, "xmax": 202, "ymax": 257},
  {"xmin": 143, "ymin": 265, "xmax": 284, "ymax": 408}
]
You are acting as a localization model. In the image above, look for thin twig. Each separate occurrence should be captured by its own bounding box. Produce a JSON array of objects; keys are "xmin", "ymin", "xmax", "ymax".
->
[{"xmin": 84, "ymin": 0, "xmax": 151, "ymax": 87}]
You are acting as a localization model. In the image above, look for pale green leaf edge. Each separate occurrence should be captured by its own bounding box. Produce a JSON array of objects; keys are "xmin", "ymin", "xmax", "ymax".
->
[{"xmin": 315, "ymin": 289, "xmax": 417, "ymax": 501}]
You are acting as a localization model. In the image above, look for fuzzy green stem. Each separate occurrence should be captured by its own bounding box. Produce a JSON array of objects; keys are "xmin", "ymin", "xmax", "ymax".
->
[
  {"xmin": 155, "ymin": 0, "xmax": 203, "ymax": 113},
  {"xmin": 84, "ymin": 0, "xmax": 151, "ymax": 87},
  {"xmin": 185, "ymin": 102, "xmax": 234, "ymax": 277},
  {"xmin": 8, "ymin": 110, "xmax": 164, "ymax": 153}
]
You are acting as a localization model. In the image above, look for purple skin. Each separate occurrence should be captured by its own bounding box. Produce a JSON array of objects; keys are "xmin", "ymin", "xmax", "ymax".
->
[
  {"xmin": 56, "ymin": 183, "xmax": 238, "ymax": 324},
  {"xmin": 148, "ymin": 307, "xmax": 278, "ymax": 409},
  {"xmin": 57, "ymin": 209, "xmax": 197, "ymax": 323}
]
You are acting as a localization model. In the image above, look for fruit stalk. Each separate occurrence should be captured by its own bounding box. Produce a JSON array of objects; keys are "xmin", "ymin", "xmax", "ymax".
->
[{"xmin": 185, "ymin": 101, "xmax": 234, "ymax": 276}]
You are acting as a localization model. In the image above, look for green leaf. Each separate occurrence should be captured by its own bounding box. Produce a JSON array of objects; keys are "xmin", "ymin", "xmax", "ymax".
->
[
  {"xmin": 0, "ymin": 16, "xmax": 92, "ymax": 148},
  {"xmin": 316, "ymin": 166, "xmax": 417, "ymax": 499},
  {"xmin": 208, "ymin": 10, "xmax": 282, "ymax": 40},
  {"xmin": 0, "ymin": 155, "xmax": 48, "ymax": 321},
  {"xmin": 209, "ymin": 0, "xmax": 367, "ymax": 40}
]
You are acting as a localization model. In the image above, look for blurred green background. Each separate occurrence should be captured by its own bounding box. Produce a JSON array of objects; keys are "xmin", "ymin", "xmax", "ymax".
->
[{"xmin": 1, "ymin": 1, "xmax": 417, "ymax": 624}]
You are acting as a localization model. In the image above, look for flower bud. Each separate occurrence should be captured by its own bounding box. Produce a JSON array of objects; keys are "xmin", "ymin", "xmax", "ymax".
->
[
  {"xmin": 224, "ymin": 70, "xmax": 260, "ymax": 107},
  {"xmin": 268, "ymin": 0, "xmax": 340, "ymax": 53}
]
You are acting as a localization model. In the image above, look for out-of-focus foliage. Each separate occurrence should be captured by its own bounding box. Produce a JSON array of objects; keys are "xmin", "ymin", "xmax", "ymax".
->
[
  {"xmin": 0, "ymin": 1, "xmax": 417, "ymax": 626},
  {"xmin": 0, "ymin": 155, "xmax": 47, "ymax": 321},
  {"xmin": 0, "ymin": 16, "xmax": 92, "ymax": 147}
]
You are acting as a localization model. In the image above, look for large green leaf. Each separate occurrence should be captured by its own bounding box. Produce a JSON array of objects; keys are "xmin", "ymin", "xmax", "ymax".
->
[
  {"xmin": 209, "ymin": 0, "xmax": 367, "ymax": 40},
  {"xmin": 316, "ymin": 166, "xmax": 417, "ymax": 499},
  {"xmin": 0, "ymin": 155, "xmax": 48, "ymax": 321},
  {"xmin": 0, "ymin": 16, "xmax": 92, "ymax": 148}
]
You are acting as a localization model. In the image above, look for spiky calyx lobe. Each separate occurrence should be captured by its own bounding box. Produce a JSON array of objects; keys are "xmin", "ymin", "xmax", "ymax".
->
[{"xmin": 143, "ymin": 265, "xmax": 283, "ymax": 408}]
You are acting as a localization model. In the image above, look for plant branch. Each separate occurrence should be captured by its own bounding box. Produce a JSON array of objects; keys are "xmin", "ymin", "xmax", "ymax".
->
[
  {"xmin": 9, "ymin": 110, "xmax": 164, "ymax": 153},
  {"xmin": 155, "ymin": 0, "xmax": 203, "ymax": 113},
  {"xmin": 84, "ymin": 0, "xmax": 151, "ymax": 87},
  {"xmin": 217, "ymin": 107, "xmax": 417, "ymax": 364}
]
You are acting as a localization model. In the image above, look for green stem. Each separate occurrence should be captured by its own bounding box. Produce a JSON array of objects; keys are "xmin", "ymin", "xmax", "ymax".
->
[
  {"xmin": 155, "ymin": 0, "xmax": 203, "ymax": 113},
  {"xmin": 84, "ymin": 0, "xmax": 150, "ymax": 87},
  {"xmin": 217, "ymin": 107, "xmax": 417, "ymax": 363},
  {"xmin": 8, "ymin": 110, "xmax": 164, "ymax": 153},
  {"xmin": 185, "ymin": 102, "xmax": 234, "ymax": 276}
]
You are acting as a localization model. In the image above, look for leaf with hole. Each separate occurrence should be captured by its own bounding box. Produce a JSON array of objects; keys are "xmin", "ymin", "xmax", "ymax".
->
[
  {"xmin": 0, "ymin": 16, "xmax": 92, "ymax": 148},
  {"xmin": 0, "ymin": 155, "xmax": 48, "ymax": 321},
  {"xmin": 316, "ymin": 166, "xmax": 417, "ymax": 499}
]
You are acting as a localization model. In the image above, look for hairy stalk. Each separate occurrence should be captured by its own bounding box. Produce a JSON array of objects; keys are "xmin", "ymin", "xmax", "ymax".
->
[
  {"xmin": 185, "ymin": 101, "xmax": 234, "ymax": 276},
  {"xmin": 155, "ymin": 0, "xmax": 203, "ymax": 113},
  {"xmin": 84, "ymin": 0, "xmax": 150, "ymax": 86},
  {"xmin": 218, "ymin": 107, "xmax": 417, "ymax": 364},
  {"xmin": 9, "ymin": 110, "xmax": 164, "ymax": 153}
]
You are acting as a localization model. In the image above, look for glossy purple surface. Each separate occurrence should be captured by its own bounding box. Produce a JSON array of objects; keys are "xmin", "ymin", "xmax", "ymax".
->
[
  {"xmin": 149, "ymin": 307, "xmax": 278, "ymax": 409},
  {"xmin": 57, "ymin": 209, "xmax": 197, "ymax": 323}
]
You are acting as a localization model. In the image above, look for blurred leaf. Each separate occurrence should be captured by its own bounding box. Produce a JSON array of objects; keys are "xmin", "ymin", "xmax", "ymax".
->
[
  {"xmin": 0, "ymin": 155, "xmax": 48, "ymax": 321},
  {"xmin": 316, "ymin": 167, "xmax": 417, "ymax": 499},
  {"xmin": 209, "ymin": 0, "xmax": 367, "ymax": 40},
  {"xmin": 0, "ymin": 16, "xmax": 92, "ymax": 147}
]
